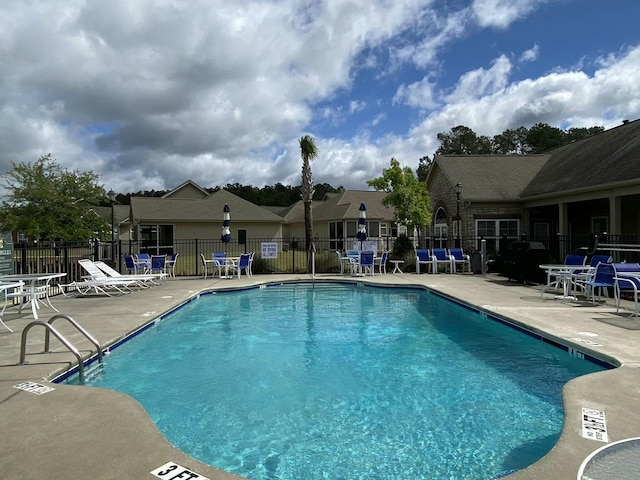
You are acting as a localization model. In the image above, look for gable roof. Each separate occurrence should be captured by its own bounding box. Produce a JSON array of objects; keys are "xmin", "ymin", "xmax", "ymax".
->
[
  {"xmin": 94, "ymin": 204, "xmax": 130, "ymax": 225},
  {"xmin": 521, "ymin": 118, "xmax": 640, "ymax": 199},
  {"xmin": 281, "ymin": 190, "xmax": 395, "ymax": 224},
  {"xmin": 429, "ymin": 155, "xmax": 550, "ymax": 201},
  {"xmin": 131, "ymin": 188, "xmax": 283, "ymax": 223},
  {"xmin": 162, "ymin": 180, "xmax": 210, "ymax": 199}
]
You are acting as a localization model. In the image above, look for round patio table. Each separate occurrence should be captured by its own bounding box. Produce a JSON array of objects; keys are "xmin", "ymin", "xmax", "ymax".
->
[
  {"xmin": 390, "ymin": 260, "xmax": 404, "ymax": 274},
  {"xmin": 578, "ymin": 437, "xmax": 640, "ymax": 480}
]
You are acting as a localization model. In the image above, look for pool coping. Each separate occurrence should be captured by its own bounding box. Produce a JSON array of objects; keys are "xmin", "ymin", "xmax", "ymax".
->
[{"xmin": 1, "ymin": 273, "xmax": 640, "ymax": 480}]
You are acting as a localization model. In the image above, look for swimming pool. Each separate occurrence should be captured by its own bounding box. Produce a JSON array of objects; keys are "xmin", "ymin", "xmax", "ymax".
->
[{"xmin": 65, "ymin": 282, "xmax": 606, "ymax": 479}]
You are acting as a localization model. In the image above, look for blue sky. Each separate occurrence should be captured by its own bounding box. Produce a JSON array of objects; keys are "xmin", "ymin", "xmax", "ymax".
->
[{"xmin": 1, "ymin": 0, "xmax": 639, "ymax": 195}]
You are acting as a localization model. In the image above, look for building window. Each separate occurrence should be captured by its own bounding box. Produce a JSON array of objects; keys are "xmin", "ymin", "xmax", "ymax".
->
[
  {"xmin": 592, "ymin": 216, "xmax": 608, "ymax": 235},
  {"xmin": 380, "ymin": 223, "xmax": 388, "ymax": 236},
  {"xmin": 139, "ymin": 224, "xmax": 174, "ymax": 255},
  {"xmin": 368, "ymin": 221, "xmax": 380, "ymax": 237},
  {"xmin": 329, "ymin": 221, "xmax": 344, "ymax": 250},
  {"xmin": 475, "ymin": 219, "xmax": 520, "ymax": 255},
  {"xmin": 346, "ymin": 221, "xmax": 357, "ymax": 237}
]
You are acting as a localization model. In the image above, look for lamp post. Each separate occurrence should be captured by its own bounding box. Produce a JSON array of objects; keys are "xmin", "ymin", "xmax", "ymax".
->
[
  {"xmin": 108, "ymin": 190, "xmax": 116, "ymax": 262},
  {"xmin": 455, "ymin": 183, "xmax": 462, "ymax": 248}
]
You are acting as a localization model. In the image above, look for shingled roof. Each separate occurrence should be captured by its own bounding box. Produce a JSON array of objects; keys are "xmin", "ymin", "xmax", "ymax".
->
[
  {"xmin": 430, "ymin": 118, "xmax": 640, "ymax": 201},
  {"xmin": 521, "ymin": 118, "xmax": 640, "ymax": 198},
  {"xmin": 429, "ymin": 155, "xmax": 550, "ymax": 201},
  {"xmin": 280, "ymin": 190, "xmax": 394, "ymax": 224},
  {"xmin": 131, "ymin": 189, "xmax": 283, "ymax": 223}
]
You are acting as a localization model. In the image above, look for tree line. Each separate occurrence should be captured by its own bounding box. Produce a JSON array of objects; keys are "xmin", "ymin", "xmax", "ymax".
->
[
  {"xmin": 126, "ymin": 182, "xmax": 344, "ymax": 207},
  {"xmin": 0, "ymin": 122, "xmax": 605, "ymax": 242},
  {"xmin": 416, "ymin": 122, "xmax": 604, "ymax": 180}
]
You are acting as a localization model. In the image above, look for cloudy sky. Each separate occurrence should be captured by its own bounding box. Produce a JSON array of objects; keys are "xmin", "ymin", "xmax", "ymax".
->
[{"xmin": 1, "ymin": 0, "xmax": 639, "ymax": 195}]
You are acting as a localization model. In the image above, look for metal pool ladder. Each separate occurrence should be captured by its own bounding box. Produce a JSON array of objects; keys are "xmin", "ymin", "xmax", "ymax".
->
[{"xmin": 19, "ymin": 314, "xmax": 104, "ymax": 383}]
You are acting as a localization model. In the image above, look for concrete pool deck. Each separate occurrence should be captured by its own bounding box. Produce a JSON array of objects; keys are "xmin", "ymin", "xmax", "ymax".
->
[{"xmin": 1, "ymin": 272, "xmax": 639, "ymax": 479}]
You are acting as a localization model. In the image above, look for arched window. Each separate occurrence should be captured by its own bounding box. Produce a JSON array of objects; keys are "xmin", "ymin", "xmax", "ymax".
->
[{"xmin": 434, "ymin": 207, "xmax": 448, "ymax": 238}]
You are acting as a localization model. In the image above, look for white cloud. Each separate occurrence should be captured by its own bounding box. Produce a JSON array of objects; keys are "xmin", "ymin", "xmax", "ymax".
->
[
  {"xmin": 446, "ymin": 55, "xmax": 513, "ymax": 102},
  {"xmin": 471, "ymin": 0, "xmax": 548, "ymax": 28},
  {"xmin": 406, "ymin": 45, "xmax": 640, "ymax": 160},
  {"xmin": 393, "ymin": 77, "xmax": 438, "ymax": 109},
  {"xmin": 0, "ymin": 0, "xmax": 638, "ymax": 196},
  {"xmin": 519, "ymin": 44, "xmax": 540, "ymax": 63}
]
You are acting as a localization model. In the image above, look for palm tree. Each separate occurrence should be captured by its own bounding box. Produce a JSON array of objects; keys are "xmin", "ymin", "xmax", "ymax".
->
[{"xmin": 299, "ymin": 135, "xmax": 318, "ymax": 266}]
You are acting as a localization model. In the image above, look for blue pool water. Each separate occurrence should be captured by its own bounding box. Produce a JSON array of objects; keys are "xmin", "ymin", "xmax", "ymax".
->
[{"xmin": 67, "ymin": 283, "xmax": 605, "ymax": 479}]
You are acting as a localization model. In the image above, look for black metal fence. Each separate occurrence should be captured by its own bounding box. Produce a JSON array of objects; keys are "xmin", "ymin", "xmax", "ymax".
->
[{"xmin": 10, "ymin": 233, "xmax": 640, "ymax": 281}]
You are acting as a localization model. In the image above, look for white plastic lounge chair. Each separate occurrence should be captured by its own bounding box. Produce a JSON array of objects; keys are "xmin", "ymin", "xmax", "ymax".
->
[
  {"xmin": 60, "ymin": 259, "xmax": 140, "ymax": 296},
  {"xmin": 94, "ymin": 261, "xmax": 164, "ymax": 287}
]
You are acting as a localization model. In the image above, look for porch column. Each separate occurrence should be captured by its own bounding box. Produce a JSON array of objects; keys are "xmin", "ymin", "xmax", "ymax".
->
[
  {"xmin": 558, "ymin": 203, "xmax": 569, "ymax": 234},
  {"xmin": 609, "ymin": 194, "xmax": 621, "ymax": 236}
]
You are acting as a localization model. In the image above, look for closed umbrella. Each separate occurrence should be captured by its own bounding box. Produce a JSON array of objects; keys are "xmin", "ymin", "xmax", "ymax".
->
[
  {"xmin": 356, "ymin": 202, "xmax": 367, "ymax": 249},
  {"xmin": 221, "ymin": 204, "xmax": 231, "ymax": 247}
]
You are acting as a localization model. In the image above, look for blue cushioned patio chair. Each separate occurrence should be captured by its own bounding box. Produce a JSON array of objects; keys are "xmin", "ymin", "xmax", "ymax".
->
[
  {"xmin": 572, "ymin": 255, "xmax": 613, "ymax": 291},
  {"xmin": 231, "ymin": 253, "xmax": 252, "ymax": 278},
  {"xmin": 580, "ymin": 262, "xmax": 615, "ymax": 304},
  {"xmin": 124, "ymin": 254, "xmax": 146, "ymax": 275},
  {"xmin": 449, "ymin": 248, "xmax": 471, "ymax": 273},
  {"xmin": 358, "ymin": 251, "xmax": 375, "ymax": 276},
  {"xmin": 415, "ymin": 249, "xmax": 434, "ymax": 274},
  {"xmin": 165, "ymin": 253, "xmax": 179, "ymax": 277},
  {"xmin": 336, "ymin": 251, "xmax": 346, "ymax": 274},
  {"xmin": 248, "ymin": 252, "xmax": 255, "ymax": 277},
  {"xmin": 200, "ymin": 253, "xmax": 217, "ymax": 279},
  {"xmin": 547, "ymin": 254, "xmax": 588, "ymax": 292},
  {"xmin": 432, "ymin": 248, "xmax": 453, "ymax": 274},
  {"xmin": 613, "ymin": 263, "xmax": 640, "ymax": 317},
  {"xmin": 150, "ymin": 255, "xmax": 167, "ymax": 275},
  {"xmin": 135, "ymin": 253, "xmax": 152, "ymax": 273},
  {"xmin": 374, "ymin": 251, "xmax": 388, "ymax": 275}
]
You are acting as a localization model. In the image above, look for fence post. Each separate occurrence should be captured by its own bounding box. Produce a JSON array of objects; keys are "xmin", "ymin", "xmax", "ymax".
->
[
  {"xmin": 20, "ymin": 243, "xmax": 27, "ymax": 274},
  {"xmin": 292, "ymin": 237, "xmax": 295, "ymax": 273},
  {"xmin": 195, "ymin": 238, "xmax": 199, "ymax": 276}
]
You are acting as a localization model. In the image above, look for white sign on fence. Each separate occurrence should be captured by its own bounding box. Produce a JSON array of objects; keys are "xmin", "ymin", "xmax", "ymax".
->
[
  {"xmin": 261, "ymin": 242, "xmax": 278, "ymax": 259},
  {"xmin": 352, "ymin": 240, "xmax": 378, "ymax": 256}
]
